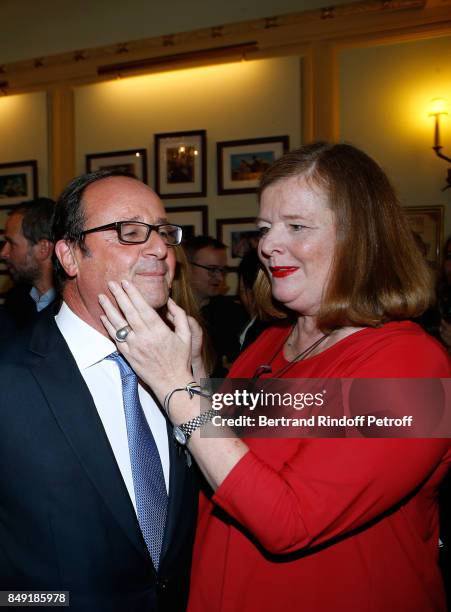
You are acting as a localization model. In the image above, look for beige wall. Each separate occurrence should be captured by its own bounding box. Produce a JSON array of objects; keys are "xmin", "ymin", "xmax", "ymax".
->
[
  {"xmin": 0, "ymin": 91, "xmax": 49, "ymax": 293},
  {"xmin": 0, "ymin": 91, "xmax": 49, "ymax": 196},
  {"xmin": 339, "ymin": 35, "xmax": 451, "ymax": 238},
  {"xmin": 74, "ymin": 56, "xmax": 302, "ymax": 234}
]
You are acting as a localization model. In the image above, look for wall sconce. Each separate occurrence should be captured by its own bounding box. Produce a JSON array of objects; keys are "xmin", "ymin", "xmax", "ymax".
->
[{"xmin": 429, "ymin": 98, "xmax": 451, "ymax": 191}]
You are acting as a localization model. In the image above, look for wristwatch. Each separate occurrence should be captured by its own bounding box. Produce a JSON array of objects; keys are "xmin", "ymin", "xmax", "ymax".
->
[{"xmin": 173, "ymin": 408, "xmax": 216, "ymax": 446}]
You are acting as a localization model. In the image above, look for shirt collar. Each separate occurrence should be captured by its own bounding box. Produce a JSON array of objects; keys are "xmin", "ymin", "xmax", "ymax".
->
[
  {"xmin": 55, "ymin": 302, "xmax": 116, "ymax": 370},
  {"xmin": 30, "ymin": 286, "xmax": 56, "ymax": 312}
]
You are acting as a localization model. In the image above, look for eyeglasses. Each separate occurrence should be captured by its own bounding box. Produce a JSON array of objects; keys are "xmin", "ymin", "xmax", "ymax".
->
[
  {"xmin": 189, "ymin": 261, "xmax": 228, "ymax": 276},
  {"xmin": 81, "ymin": 221, "xmax": 183, "ymax": 246}
]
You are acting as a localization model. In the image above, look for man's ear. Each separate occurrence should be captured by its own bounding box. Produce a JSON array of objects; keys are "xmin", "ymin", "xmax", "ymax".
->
[
  {"xmin": 34, "ymin": 239, "xmax": 53, "ymax": 261},
  {"xmin": 54, "ymin": 240, "xmax": 78, "ymax": 277}
]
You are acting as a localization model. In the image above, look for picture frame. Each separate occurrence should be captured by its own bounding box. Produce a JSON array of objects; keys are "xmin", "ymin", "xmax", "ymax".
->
[
  {"xmin": 165, "ymin": 205, "xmax": 209, "ymax": 242},
  {"xmin": 403, "ymin": 205, "xmax": 444, "ymax": 267},
  {"xmin": 216, "ymin": 217, "xmax": 259, "ymax": 267},
  {"xmin": 0, "ymin": 160, "xmax": 38, "ymax": 205},
  {"xmin": 217, "ymin": 136, "xmax": 289, "ymax": 195},
  {"xmin": 86, "ymin": 149, "xmax": 148, "ymax": 182},
  {"xmin": 155, "ymin": 130, "xmax": 206, "ymax": 198}
]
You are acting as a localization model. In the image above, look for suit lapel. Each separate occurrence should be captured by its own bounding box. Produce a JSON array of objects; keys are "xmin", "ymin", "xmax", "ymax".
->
[{"xmin": 27, "ymin": 313, "xmax": 151, "ymax": 564}]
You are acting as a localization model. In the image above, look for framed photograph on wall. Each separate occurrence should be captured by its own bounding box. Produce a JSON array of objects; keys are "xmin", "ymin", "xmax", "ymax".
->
[
  {"xmin": 165, "ymin": 205, "xmax": 209, "ymax": 242},
  {"xmin": 86, "ymin": 149, "xmax": 148, "ymax": 182},
  {"xmin": 217, "ymin": 135, "xmax": 289, "ymax": 195},
  {"xmin": 0, "ymin": 160, "xmax": 38, "ymax": 205},
  {"xmin": 404, "ymin": 205, "xmax": 444, "ymax": 267},
  {"xmin": 216, "ymin": 217, "xmax": 259, "ymax": 267},
  {"xmin": 155, "ymin": 130, "xmax": 206, "ymax": 198}
]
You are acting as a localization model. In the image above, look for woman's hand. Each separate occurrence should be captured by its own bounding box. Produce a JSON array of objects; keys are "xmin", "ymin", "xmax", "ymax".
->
[
  {"xmin": 165, "ymin": 303, "xmax": 206, "ymax": 381},
  {"xmin": 187, "ymin": 315, "xmax": 203, "ymax": 363},
  {"xmin": 186, "ymin": 315, "xmax": 207, "ymax": 381},
  {"xmin": 99, "ymin": 280, "xmax": 247, "ymax": 493},
  {"xmin": 99, "ymin": 280, "xmax": 193, "ymax": 399}
]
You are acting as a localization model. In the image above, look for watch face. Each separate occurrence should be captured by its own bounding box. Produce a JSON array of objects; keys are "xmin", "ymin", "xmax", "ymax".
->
[{"xmin": 173, "ymin": 425, "xmax": 187, "ymax": 446}]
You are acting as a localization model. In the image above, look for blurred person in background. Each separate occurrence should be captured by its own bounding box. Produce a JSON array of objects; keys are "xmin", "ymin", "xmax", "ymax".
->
[
  {"xmin": 438, "ymin": 235, "xmax": 451, "ymax": 350},
  {"xmin": 437, "ymin": 234, "xmax": 451, "ymax": 604},
  {"xmin": 0, "ymin": 198, "xmax": 56, "ymax": 331},
  {"xmin": 185, "ymin": 235, "xmax": 246, "ymax": 376},
  {"xmin": 237, "ymin": 248, "xmax": 279, "ymax": 352}
]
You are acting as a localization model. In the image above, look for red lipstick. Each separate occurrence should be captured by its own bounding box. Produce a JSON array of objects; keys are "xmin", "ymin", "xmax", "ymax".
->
[{"xmin": 270, "ymin": 266, "xmax": 299, "ymax": 278}]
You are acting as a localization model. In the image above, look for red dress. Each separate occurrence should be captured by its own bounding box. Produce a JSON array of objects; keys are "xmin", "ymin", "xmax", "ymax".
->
[{"xmin": 188, "ymin": 322, "xmax": 451, "ymax": 611}]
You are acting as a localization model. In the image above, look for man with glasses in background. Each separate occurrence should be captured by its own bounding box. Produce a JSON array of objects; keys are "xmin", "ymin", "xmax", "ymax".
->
[
  {"xmin": 185, "ymin": 235, "xmax": 246, "ymax": 376},
  {"xmin": 0, "ymin": 170, "xmax": 198, "ymax": 611}
]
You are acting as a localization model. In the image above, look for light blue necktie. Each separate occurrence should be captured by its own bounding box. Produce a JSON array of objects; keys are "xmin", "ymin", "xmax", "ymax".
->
[{"xmin": 107, "ymin": 352, "xmax": 168, "ymax": 569}]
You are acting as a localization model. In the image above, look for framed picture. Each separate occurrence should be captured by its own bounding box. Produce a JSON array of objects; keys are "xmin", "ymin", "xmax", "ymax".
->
[
  {"xmin": 86, "ymin": 149, "xmax": 148, "ymax": 182},
  {"xmin": 165, "ymin": 205, "xmax": 209, "ymax": 242},
  {"xmin": 155, "ymin": 130, "xmax": 206, "ymax": 198},
  {"xmin": 0, "ymin": 160, "xmax": 38, "ymax": 205},
  {"xmin": 216, "ymin": 217, "xmax": 259, "ymax": 267},
  {"xmin": 403, "ymin": 205, "xmax": 444, "ymax": 267},
  {"xmin": 217, "ymin": 136, "xmax": 289, "ymax": 195}
]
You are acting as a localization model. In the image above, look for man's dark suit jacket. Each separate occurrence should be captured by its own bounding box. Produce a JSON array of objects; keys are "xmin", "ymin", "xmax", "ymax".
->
[
  {"xmin": 1, "ymin": 284, "xmax": 57, "ymax": 341},
  {"xmin": 0, "ymin": 306, "xmax": 16, "ymax": 341},
  {"xmin": 3, "ymin": 284, "xmax": 39, "ymax": 329},
  {"xmin": 0, "ymin": 309, "xmax": 198, "ymax": 611}
]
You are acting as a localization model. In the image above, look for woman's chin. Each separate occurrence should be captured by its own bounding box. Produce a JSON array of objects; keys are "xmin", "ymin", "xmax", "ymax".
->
[
  {"xmin": 273, "ymin": 298, "xmax": 300, "ymax": 315},
  {"xmin": 272, "ymin": 292, "xmax": 319, "ymax": 317},
  {"xmin": 271, "ymin": 288, "xmax": 300, "ymax": 307}
]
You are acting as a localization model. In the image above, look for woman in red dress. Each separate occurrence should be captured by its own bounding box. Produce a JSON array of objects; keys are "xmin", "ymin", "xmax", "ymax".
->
[{"xmin": 99, "ymin": 142, "xmax": 451, "ymax": 611}]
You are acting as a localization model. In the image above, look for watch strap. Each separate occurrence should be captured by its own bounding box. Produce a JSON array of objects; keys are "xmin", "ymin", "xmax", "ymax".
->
[{"xmin": 175, "ymin": 408, "xmax": 216, "ymax": 445}]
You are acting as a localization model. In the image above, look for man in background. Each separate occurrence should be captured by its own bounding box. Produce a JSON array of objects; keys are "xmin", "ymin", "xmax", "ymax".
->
[
  {"xmin": 0, "ymin": 198, "xmax": 56, "ymax": 329},
  {"xmin": 185, "ymin": 235, "xmax": 246, "ymax": 376}
]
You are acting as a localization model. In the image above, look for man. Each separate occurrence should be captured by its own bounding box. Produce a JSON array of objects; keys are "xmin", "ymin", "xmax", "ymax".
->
[
  {"xmin": 185, "ymin": 236, "xmax": 246, "ymax": 376},
  {"xmin": 185, "ymin": 236, "xmax": 229, "ymax": 308},
  {"xmin": 0, "ymin": 198, "xmax": 56, "ymax": 330},
  {"xmin": 0, "ymin": 170, "xmax": 198, "ymax": 611}
]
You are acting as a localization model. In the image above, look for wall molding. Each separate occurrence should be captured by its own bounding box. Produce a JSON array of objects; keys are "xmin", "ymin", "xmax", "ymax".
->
[{"xmin": 2, "ymin": 0, "xmax": 450, "ymax": 93}]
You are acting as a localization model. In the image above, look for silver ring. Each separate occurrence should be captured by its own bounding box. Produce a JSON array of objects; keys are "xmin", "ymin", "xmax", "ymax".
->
[{"xmin": 115, "ymin": 325, "xmax": 131, "ymax": 343}]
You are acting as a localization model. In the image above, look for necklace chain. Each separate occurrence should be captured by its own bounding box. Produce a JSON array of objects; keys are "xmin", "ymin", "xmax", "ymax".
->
[{"xmin": 253, "ymin": 326, "xmax": 330, "ymax": 379}]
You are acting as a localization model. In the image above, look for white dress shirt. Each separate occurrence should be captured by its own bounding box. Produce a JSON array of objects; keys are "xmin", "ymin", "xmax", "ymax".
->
[{"xmin": 55, "ymin": 302, "xmax": 170, "ymax": 513}]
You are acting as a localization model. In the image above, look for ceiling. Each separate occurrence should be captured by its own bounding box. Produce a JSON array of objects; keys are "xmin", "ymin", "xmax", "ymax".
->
[{"xmin": 0, "ymin": 0, "xmax": 354, "ymax": 64}]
